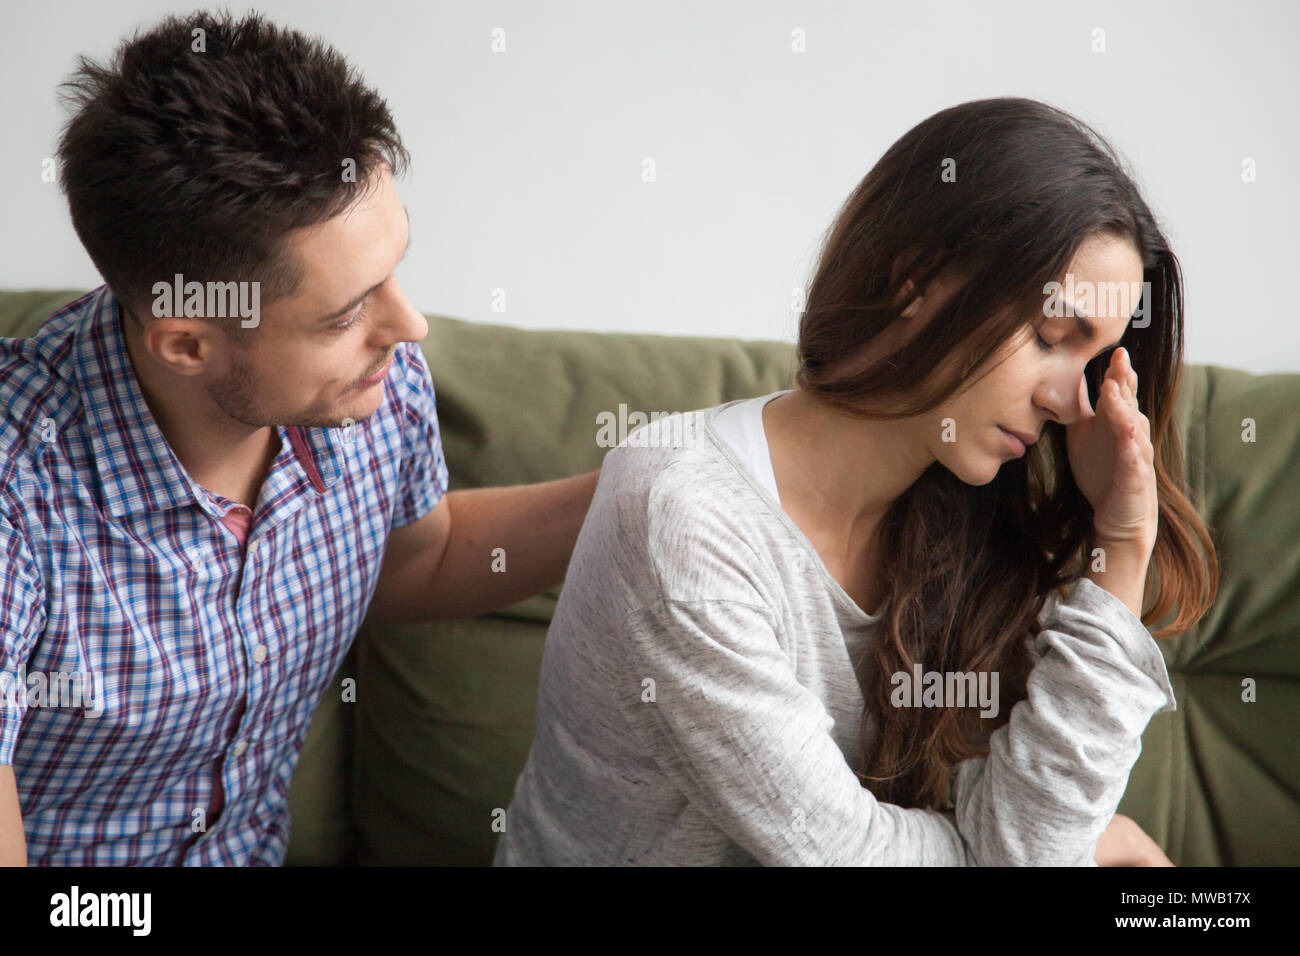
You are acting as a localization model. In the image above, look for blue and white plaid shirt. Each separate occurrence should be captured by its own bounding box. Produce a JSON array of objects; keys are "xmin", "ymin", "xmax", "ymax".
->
[{"xmin": 0, "ymin": 286, "xmax": 448, "ymax": 864}]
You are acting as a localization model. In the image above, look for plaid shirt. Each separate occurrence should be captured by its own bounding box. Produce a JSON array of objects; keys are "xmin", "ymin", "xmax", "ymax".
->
[{"xmin": 0, "ymin": 286, "xmax": 448, "ymax": 865}]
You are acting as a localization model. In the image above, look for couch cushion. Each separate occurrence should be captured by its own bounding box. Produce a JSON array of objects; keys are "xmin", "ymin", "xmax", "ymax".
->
[
  {"xmin": 282, "ymin": 648, "xmax": 357, "ymax": 865},
  {"xmin": 1119, "ymin": 365, "xmax": 1300, "ymax": 864}
]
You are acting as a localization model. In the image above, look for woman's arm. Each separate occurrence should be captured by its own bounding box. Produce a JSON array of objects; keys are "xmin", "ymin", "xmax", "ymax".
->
[
  {"xmin": 950, "ymin": 575, "xmax": 1177, "ymax": 866},
  {"xmin": 613, "ymin": 594, "xmax": 974, "ymax": 865},
  {"xmin": 953, "ymin": 351, "xmax": 1172, "ymax": 865}
]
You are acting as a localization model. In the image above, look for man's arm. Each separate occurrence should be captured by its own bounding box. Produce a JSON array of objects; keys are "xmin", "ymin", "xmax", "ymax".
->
[
  {"xmin": 0, "ymin": 765, "xmax": 25, "ymax": 866},
  {"xmin": 370, "ymin": 467, "xmax": 602, "ymax": 624}
]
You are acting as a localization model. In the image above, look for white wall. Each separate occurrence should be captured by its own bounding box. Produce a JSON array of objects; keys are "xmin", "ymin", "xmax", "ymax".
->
[{"xmin": 2, "ymin": 0, "xmax": 1296, "ymax": 372}]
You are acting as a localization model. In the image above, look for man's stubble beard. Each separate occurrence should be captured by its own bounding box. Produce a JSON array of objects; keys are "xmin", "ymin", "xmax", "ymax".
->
[{"xmin": 208, "ymin": 345, "xmax": 357, "ymax": 430}]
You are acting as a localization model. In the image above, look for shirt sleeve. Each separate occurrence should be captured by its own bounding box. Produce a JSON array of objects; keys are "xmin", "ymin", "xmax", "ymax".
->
[
  {"xmin": 614, "ymin": 594, "xmax": 974, "ymax": 866},
  {"xmin": 0, "ymin": 508, "xmax": 46, "ymax": 766},
  {"xmin": 391, "ymin": 342, "xmax": 451, "ymax": 530},
  {"xmin": 951, "ymin": 575, "xmax": 1178, "ymax": 866}
]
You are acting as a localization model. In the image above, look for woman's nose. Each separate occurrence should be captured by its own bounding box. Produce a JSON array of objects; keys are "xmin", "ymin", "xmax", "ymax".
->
[{"xmin": 1038, "ymin": 373, "xmax": 1092, "ymax": 428}]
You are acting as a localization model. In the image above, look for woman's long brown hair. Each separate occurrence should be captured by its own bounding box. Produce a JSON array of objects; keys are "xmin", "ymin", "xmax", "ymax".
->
[{"xmin": 795, "ymin": 97, "xmax": 1219, "ymax": 810}]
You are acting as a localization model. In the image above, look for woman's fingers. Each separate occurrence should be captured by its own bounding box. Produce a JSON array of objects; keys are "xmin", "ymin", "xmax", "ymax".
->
[
  {"xmin": 1105, "ymin": 379, "xmax": 1131, "ymax": 437},
  {"xmin": 1109, "ymin": 351, "xmax": 1133, "ymax": 403},
  {"xmin": 1104, "ymin": 350, "xmax": 1150, "ymax": 442},
  {"xmin": 1122, "ymin": 347, "xmax": 1139, "ymax": 393},
  {"xmin": 1117, "ymin": 351, "xmax": 1147, "ymax": 425}
]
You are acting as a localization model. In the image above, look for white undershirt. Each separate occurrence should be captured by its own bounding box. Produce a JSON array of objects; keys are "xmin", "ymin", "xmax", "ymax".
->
[{"xmin": 710, "ymin": 389, "xmax": 795, "ymax": 505}]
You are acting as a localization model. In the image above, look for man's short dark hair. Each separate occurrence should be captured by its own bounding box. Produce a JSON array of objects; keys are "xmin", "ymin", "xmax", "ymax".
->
[{"xmin": 56, "ymin": 8, "xmax": 409, "ymax": 335}]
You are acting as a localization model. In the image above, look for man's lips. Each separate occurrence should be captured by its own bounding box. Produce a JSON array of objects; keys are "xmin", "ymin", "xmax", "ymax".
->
[{"xmin": 358, "ymin": 353, "xmax": 393, "ymax": 386}]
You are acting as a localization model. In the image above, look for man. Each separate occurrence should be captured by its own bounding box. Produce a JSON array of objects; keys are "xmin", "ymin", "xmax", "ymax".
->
[{"xmin": 0, "ymin": 11, "xmax": 599, "ymax": 865}]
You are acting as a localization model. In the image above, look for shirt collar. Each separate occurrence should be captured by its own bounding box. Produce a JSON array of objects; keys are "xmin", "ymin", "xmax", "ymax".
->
[{"xmin": 72, "ymin": 286, "xmax": 343, "ymax": 519}]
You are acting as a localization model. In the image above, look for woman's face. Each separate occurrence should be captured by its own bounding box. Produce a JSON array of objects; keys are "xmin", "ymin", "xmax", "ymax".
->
[{"xmin": 925, "ymin": 233, "xmax": 1145, "ymax": 486}]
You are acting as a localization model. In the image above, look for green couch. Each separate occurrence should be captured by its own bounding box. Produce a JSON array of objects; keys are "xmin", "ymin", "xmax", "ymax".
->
[{"xmin": 2, "ymin": 289, "xmax": 1297, "ymax": 866}]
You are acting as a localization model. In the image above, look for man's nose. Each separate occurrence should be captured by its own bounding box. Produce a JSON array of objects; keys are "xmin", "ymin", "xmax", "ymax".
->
[{"xmin": 379, "ymin": 279, "xmax": 428, "ymax": 344}]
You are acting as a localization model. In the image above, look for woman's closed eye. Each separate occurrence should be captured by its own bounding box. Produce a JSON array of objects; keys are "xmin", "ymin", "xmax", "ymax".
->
[{"xmin": 1036, "ymin": 327, "xmax": 1119, "ymax": 367}]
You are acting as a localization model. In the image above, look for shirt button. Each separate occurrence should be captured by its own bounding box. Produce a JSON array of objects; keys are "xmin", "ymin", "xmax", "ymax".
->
[
  {"xmin": 253, "ymin": 644, "xmax": 268, "ymax": 663},
  {"xmin": 248, "ymin": 539, "xmax": 260, "ymax": 555},
  {"xmin": 232, "ymin": 740, "xmax": 248, "ymax": 757}
]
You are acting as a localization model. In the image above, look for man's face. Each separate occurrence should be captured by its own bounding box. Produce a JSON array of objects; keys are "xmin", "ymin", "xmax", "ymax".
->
[{"xmin": 205, "ymin": 165, "xmax": 427, "ymax": 429}]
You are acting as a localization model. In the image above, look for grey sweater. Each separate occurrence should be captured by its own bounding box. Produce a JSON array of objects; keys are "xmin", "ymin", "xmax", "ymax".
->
[{"xmin": 493, "ymin": 401, "xmax": 1177, "ymax": 866}]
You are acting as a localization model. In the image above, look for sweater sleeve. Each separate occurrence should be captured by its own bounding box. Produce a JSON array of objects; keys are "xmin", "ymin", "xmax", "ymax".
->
[
  {"xmin": 951, "ymin": 575, "xmax": 1178, "ymax": 866},
  {"xmin": 614, "ymin": 594, "xmax": 975, "ymax": 866}
]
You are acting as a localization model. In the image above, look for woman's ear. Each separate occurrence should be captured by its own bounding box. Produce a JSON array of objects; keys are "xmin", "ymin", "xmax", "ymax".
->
[
  {"xmin": 889, "ymin": 246, "xmax": 945, "ymax": 318},
  {"xmin": 897, "ymin": 280, "xmax": 921, "ymax": 318}
]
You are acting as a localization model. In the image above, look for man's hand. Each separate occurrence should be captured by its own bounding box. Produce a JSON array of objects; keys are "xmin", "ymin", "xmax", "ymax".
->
[
  {"xmin": 0, "ymin": 765, "xmax": 26, "ymax": 866},
  {"xmin": 1094, "ymin": 813, "xmax": 1174, "ymax": 866}
]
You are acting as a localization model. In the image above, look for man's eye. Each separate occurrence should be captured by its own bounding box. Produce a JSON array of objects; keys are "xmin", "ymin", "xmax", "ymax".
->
[{"xmin": 336, "ymin": 300, "xmax": 370, "ymax": 331}]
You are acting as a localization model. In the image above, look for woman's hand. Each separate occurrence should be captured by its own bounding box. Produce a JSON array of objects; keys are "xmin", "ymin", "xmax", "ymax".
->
[
  {"xmin": 1094, "ymin": 812, "xmax": 1174, "ymax": 866},
  {"xmin": 1065, "ymin": 347, "xmax": 1158, "ymax": 552}
]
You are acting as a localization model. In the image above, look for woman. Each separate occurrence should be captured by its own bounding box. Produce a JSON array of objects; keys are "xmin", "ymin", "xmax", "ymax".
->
[{"xmin": 494, "ymin": 97, "xmax": 1218, "ymax": 866}]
